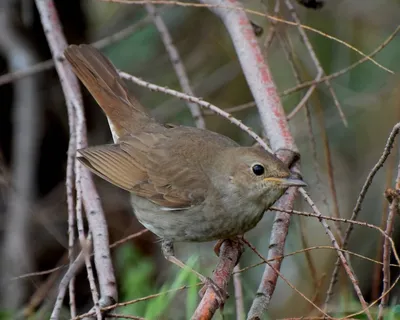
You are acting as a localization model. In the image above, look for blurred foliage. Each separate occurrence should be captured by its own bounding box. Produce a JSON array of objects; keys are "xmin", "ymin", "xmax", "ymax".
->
[
  {"xmin": 115, "ymin": 244, "xmax": 200, "ymax": 319},
  {"xmin": 1, "ymin": 0, "xmax": 400, "ymax": 319}
]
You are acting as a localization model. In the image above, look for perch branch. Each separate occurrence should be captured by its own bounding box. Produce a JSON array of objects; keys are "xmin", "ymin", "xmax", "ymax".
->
[
  {"xmin": 192, "ymin": 240, "xmax": 243, "ymax": 319},
  {"xmin": 35, "ymin": 0, "xmax": 118, "ymax": 318},
  {"xmin": 192, "ymin": 0, "xmax": 301, "ymax": 318}
]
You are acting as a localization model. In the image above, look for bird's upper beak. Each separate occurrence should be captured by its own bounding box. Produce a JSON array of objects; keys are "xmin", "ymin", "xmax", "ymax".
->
[{"xmin": 264, "ymin": 175, "xmax": 307, "ymax": 187}]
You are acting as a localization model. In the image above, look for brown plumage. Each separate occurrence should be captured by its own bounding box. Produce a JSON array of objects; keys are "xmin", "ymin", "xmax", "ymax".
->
[{"xmin": 64, "ymin": 44, "xmax": 306, "ymax": 297}]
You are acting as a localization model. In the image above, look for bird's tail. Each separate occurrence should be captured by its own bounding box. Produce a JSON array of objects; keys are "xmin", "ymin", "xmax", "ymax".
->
[{"xmin": 64, "ymin": 44, "xmax": 153, "ymax": 138}]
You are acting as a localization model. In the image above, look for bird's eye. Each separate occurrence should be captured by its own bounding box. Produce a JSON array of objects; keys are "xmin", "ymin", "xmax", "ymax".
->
[{"xmin": 252, "ymin": 164, "xmax": 265, "ymax": 176}]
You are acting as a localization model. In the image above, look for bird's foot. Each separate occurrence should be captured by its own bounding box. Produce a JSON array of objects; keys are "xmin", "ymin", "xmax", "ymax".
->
[{"xmin": 198, "ymin": 275, "xmax": 229, "ymax": 306}]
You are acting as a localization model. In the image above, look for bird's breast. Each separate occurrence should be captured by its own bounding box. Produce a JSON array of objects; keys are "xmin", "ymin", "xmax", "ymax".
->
[{"xmin": 130, "ymin": 193, "xmax": 267, "ymax": 242}]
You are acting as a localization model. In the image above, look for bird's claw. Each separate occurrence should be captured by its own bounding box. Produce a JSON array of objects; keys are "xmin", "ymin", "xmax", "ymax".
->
[{"xmin": 198, "ymin": 276, "xmax": 229, "ymax": 306}]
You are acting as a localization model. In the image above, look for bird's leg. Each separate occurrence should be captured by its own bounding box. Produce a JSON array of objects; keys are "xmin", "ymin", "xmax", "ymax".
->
[
  {"xmin": 161, "ymin": 240, "xmax": 228, "ymax": 304},
  {"xmin": 213, "ymin": 236, "xmax": 244, "ymax": 264},
  {"xmin": 213, "ymin": 239, "xmax": 224, "ymax": 257}
]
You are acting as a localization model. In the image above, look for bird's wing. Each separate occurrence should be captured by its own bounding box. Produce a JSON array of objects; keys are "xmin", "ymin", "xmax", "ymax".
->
[{"xmin": 77, "ymin": 128, "xmax": 233, "ymax": 209}]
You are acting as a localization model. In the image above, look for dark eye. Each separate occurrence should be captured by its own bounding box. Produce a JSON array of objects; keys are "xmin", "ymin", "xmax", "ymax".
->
[{"xmin": 252, "ymin": 164, "xmax": 265, "ymax": 176}]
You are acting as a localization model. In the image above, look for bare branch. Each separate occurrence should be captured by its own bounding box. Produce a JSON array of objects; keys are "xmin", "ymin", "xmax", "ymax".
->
[
  {"xmin": 281, "ymin": 25, "xmax": 400, "ymax": 97},
  {"xmin": 145, "ymin": 3, "xmax": 205, "ymax": 128},
  {"xmin": 300, "ymin": 189, "xmax": 373, "ymax": 320},
  {"xmin": 325, "ymin": 122, "xmax": 400, "ymax": 308},
  {"xmin": 378, "ymin": 191, "xmax": 398, "ymax": 319},
  {"xmin": 50, "ymin": 248, "xmax": 86, "ymax": 319},
  {"xmin": 0, "ymin": 11, "xmax": 155, "ymax": 87},
  {"xmin": 119, "ymin": 71, "xmax": 272, "ymax": 152},
  {"xmin": 35, "ymin": 0, "xmax": 118, "ymax": 317},
  {"xmin": 192, "ymin": 240, "xmax": 243, "ymax": 319}
]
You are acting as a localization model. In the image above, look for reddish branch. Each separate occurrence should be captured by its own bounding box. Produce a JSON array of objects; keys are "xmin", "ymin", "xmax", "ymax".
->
[
  {"xmin": 197, "ymin": 0, "xmax": 300, "ymax": 319},
  {"xmin": 192, "ymin": 240, "xmax": 243, "ymax": 319}
]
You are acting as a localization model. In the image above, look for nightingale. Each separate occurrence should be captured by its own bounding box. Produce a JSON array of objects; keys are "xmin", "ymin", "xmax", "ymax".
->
[{"xmin": 64, "ymin": 44, "xmax": 306, "ymax": 294}]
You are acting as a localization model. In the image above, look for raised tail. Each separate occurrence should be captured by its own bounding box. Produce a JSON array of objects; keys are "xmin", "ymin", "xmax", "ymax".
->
[{"xmin": 64, "ymin": 44, "xmax": 154, "ymax": 137}]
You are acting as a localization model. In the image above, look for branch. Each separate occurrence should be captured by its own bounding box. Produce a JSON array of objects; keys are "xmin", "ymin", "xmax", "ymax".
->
[
  {"xmin": 145, "ymin": 3, "xmax": 205, "ymax": 128},
  {"xmin": 0, "ymin": 10, "xmax": 155, "ymax": 87},
  {"xmin": 34, "ymin": 0, "xmax": 117, "ymax": 318},
  {"xmin": 378, "ymin": 190, "xmax": 398, "ymax": 319},
  {"xmin": 284, "ymin": 0, "xmax": 347, "ymax": 127},
  {"xmin": 192, "ymin": 240, "xmax": 243, "ymax": 319},
  {"xmin": 192, "ymin": 0, "xmax": 301, "ymax": 318},
  {"xmin": 324, "ymin": 122, "xmax": 400, "ymax": 309},
  {"xmin": 119, "ymin": 71, "xmax": 272, "ymax": 152},
  {"xmin": 300, "ymin": 189, "xmax": 373, "ymax": 320}
]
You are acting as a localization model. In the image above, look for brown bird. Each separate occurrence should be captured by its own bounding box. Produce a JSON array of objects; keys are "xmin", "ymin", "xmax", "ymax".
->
[{"xmin": 64, "ymin": 44, "xmax": 306, "ymax": 295}]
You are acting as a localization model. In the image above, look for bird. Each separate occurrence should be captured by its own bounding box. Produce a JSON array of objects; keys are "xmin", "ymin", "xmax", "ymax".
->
[{"xmin": 64, "ymin": 44, "xmax": 306, "ymax": 298}]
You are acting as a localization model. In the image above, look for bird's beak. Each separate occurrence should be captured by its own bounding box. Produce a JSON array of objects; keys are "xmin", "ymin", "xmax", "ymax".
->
[{"xmin": 264, "ymin": 176, "xmax": 307, "ymax": 187}]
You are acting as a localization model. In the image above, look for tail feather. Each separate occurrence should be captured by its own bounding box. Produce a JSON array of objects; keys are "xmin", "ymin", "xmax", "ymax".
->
[{"xmin": 64, "ymin": 44, "xmax": 152, "ymax": 137}]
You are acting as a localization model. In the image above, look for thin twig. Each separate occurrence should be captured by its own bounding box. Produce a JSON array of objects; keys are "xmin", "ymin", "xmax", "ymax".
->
[
  {"xmin": 270, "ymin": 206, "xmax": 400, "ymax": 265},
  {"xmin": 324, "ymin": 122, "xmax": 400, "ymax": 309},
  {"xmin": 75, "ymin": 163, "xmax": 101, "ymax": 319},
  {"xmin": 0, "ymin": 11, "xmax": 155, "ymax": 87},
  {"xmin": 243, "ymin": 238, "xmax": 332, "ymax": 319},
  {"xmin": 281, "ymin": 24, "xmax": 400, "ymax": 97},
  {"xmin": 12, "ymin": 229, "xmax": 149, "ymax": 282},
  {"xmin": 378, "ymin": 191, "xmax": 398, "ymax": 319},
  {"xmin": 145, "ymin": 3, "xmax": 205, "ymax": 128},
  {"xmin": 22, "ymin": 253, "xmax": 68, "ymax": 318},
  {"xmin": 0, "ymin": 1, "xmax": 392, "ymax": 91},
  {"xmin": 202, "ymin": 101, "xmax": 256, "ymax": 116},
  {"xmin": 284, "ymin": 0, "xmax": 347, "ymax": 126},
  {"xmin": 263, "ymin": 0, "xmax": 280, "ymax": 52},
  {"xmin": 345, "ymin": 273, "xmax": 400, "ymax": 320},
  {"xmin": 313, "ymin": 99, "xmax": 343, "ymax": 236},
  {"xmin": 100, "ymin": 0, "xmax": 394, "ymax": 74},
  {"xmin": 284, "ymin": 0, "xmax": 344, "ymax": 242},
  {"xmin": 74, "ymin": 284, "xmax": 202, "ymax": 319},
  {"xmin": 119, "ymin": 71, "xmax": 272, "ymax": 153},
  {"xmin": 300, "ymin": 189, "xmax": 373, "ymax": 320},
  {"xmin": 235, "ymin": 245, "xmax": 400, "ymax": 275},
  {"xmin": 277, "ymin": 26, "xmax": 337, "ymax": 241},
  {"xmin": 107, "ymin": 315, "xmax": 145, "ymax": 320},
  {"xmin": 372, "ymin": 151, "xmax": 394, "ymax": 300},
  {"xmin": 286, "ymin": 74, "xmax": 321, "ymax": 120},
  {"xmin": 298, "ymin": 216, "xmax": 320, "ymax": 306},
  {"xmin": 49, "ymin": 247, "xmax": 87, "ymax": 319}
]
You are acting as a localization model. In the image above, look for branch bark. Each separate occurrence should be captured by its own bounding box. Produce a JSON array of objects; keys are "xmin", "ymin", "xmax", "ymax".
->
[
  {"xmin": 196, "ymin": 0, "xmax": 301, "ymax": 319},
  {"xmin": 34, "ymin": 0, "xmax": 118, "ymax": 318},
  {"xmin": 192, "ymin": 240, "xmax": 243, "ymax": 319}
]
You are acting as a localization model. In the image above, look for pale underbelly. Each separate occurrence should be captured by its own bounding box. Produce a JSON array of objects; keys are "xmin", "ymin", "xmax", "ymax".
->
[{"xmin": 130, "ymin": 194, "xmax": 266, "ymax": 242}]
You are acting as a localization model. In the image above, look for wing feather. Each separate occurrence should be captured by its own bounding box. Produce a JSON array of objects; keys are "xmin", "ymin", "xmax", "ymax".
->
[{"xmin": 77, "ymin": 127, "xmax": 238, "ymax": 209}]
